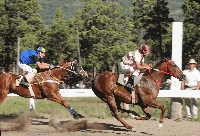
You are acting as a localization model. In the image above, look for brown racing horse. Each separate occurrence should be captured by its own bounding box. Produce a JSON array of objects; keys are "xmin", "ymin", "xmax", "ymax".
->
[
  {"xmin": 92, "ymin": 57, "xmax": 185, "ymax": 131},
  {"xmin": 0, "ymin": 57, "xmax": 88, "ymax": 119}
]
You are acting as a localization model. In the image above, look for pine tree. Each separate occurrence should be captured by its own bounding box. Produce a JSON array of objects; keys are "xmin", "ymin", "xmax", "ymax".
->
[
  {"xmin": 0, "ymin": 0, "xmax": 45, "ymax": 70},
  {"xmin": 182, "ymin": 0, "xmax": 200, "ymax": 69},
  {"xmin": 70, "ymin": 0, "xmax": 136, "ymax": 75},
  {"xmin": 46, "ymin": 8, "xmax": 74, "ymax": 64},
  {"xmin": 132, "ymin": 0, "xmax": 174, "ymax": 63}
]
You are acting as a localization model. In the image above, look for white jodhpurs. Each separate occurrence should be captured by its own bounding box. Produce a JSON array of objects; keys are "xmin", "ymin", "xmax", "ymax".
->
[
  {"xmin": 17, "ymin": 61, "xmax": 37, "ymax": 74},
  {"xmin": 17, "ymin": 61, "xmax": 37, "ymax": 83},
  {"xmin": 119, "ymin": 61, "xmax": 134, "ymax": 71},
  {"xmin": 119, "ymin": 62, "xmax": 139, "ymax": 76}
]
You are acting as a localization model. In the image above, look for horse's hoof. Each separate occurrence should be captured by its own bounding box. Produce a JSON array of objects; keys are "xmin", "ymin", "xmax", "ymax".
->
[
  {"xmin": 78, "ymin": 114, "xmax": 85, "ymax": 118},
  {"xmin": 128, "ymin": 113, "xmax": 138, "ymax": 119},
  {"xmin": 73, "ymin": 114, "xmax": 85, "ymax": 119},
  {"xmin": 73, "ymin": 115, "xmax": 79, "ymax": 119},
  {"xmin": 130, "ymin": 127, "xmax": 136, "ymax": 132},
  {"xmin": 157, "ymin": 123, "xmax": 163, "ymax": 129}
]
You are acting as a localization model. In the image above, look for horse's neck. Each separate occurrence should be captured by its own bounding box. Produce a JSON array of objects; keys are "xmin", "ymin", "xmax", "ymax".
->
[
  {"xmin": 49, "ymin": 68, "xmax": 67, "ymax": 79},
  {"xmin": 147, "ymin": 69, "xmax": 165, "ymax": 83}
]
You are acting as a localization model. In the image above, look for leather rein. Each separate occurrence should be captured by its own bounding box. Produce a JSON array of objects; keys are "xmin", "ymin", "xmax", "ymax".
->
[
  {"xmin": 148, "ymin": 60, "xmax": 178, "ymax": 86},
  {"xmin": 48, "ymin": 64, "xmax": 79, "ymax": 83},
  {"xmin": 31, "ymin": 62, "xmax": 79, "ymax": 85}
]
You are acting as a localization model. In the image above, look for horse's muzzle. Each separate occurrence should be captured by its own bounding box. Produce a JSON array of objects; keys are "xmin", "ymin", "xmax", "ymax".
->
[{"xmin": 179, "ymin": 74, "xmax": 185, "ymax": 81}]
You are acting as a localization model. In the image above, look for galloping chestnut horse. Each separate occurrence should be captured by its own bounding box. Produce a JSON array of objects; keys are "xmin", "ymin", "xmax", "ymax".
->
[
  {"xmin": 92, "ymin": 58, "xmax": 185, "ymax": 131},
  {"xmin": 0, "ymin": 57, "xmax": 88, "ymax": 119}
]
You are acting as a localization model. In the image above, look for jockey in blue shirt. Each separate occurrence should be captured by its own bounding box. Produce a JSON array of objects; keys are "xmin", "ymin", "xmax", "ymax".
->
[{"xmin": 17, "ymin": 47, "xmax": 54, "ymax": 87}]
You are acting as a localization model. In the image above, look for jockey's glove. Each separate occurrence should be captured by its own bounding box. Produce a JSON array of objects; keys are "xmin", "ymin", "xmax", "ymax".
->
[{"xmin": 49, "ymin": 64, "xmax": 55, "ymax": 69}]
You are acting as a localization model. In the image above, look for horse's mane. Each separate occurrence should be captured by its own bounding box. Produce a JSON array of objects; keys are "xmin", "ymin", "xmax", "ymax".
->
[
  {"xmin": 151, "ymin": 57, "xmax": 171, "ymax": 68},
  {"xmin": 143, "ymin": 57, "xmax": 171, "ymax": 76}
]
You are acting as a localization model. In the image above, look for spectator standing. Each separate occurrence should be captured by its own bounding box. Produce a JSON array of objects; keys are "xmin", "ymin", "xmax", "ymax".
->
[{"xmin": 181, "ymin": 59, "xmax": 200, "ymax": 119}]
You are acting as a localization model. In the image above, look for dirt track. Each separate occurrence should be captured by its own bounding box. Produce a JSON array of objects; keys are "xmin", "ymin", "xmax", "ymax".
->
[{"xmin": 1, "ymin": 114, "xmax": 200, "ymax": 136}]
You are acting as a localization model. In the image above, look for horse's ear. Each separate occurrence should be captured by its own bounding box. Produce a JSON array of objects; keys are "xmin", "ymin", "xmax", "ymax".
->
[
  {"xmin": 161, "ymin": 57, "xmax": 170, "ymax": 62},
  {"xmin": 64, "ymin": 57, "xmax": 69, "ymax": 61},
  {"xmin": 64, "ymin": 57, "xmax": 74, "ymax": 62}
]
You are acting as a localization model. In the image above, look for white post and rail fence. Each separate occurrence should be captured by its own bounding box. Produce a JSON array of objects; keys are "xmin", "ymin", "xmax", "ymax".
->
[
  {"xmin": 7, "ymin": 89, "xmax": 200, "ymax": 98},
  {"xmin": 7, "ymin": 89, "xmax": 200, "ymax": 117}
]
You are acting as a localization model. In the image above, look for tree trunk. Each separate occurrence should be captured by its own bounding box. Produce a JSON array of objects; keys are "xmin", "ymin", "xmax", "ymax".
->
[
  {"xmin": 112, "ymin": 63, "xmax": 115, "ymax": 73},
  {"xmin": 93, "ymin": 67, "xmax": 96, "ymax": 78}
]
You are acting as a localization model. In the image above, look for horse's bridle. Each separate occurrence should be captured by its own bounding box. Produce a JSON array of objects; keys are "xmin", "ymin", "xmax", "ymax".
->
[
  {"xmin": 48, "ymin": 61, "xmax": 80, "ymax": 82},
  {"xmin": 29, "ymin": 61, "xmax": 80, "ymax": 85},
  {"xmin": 148, "ymin": 60, "xmax": 179, "ymax": 86}
]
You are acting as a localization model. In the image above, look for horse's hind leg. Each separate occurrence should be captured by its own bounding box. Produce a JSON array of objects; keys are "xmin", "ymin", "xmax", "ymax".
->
[
  {"xmin": 47, "ymin": 92, "xmax": 84, "ymax": 119},
  {"xmin": 106, "ymin": 95, "xmax": 135, "ymax": 131},
  {"xmin": 0, "ymin": 90, "xmax": 9, "ymax": 105},
  {"xmin": 116, "ymin": 100, "xmax": 140, "ymax": 118}
]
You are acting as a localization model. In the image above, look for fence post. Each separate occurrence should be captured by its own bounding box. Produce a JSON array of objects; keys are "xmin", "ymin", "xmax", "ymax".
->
[{"xmin": 170, "ymin": 22, "xmax": 183, "ymax": 119}]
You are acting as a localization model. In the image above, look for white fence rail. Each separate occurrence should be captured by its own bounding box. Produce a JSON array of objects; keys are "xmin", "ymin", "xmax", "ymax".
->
[
  {"xmin": 7, "ymin": 89, "xmax": 200, "ymax": 110},
  {"xmin": 7, "ymin": 89, "xmax": 200, "ymax": 98}
]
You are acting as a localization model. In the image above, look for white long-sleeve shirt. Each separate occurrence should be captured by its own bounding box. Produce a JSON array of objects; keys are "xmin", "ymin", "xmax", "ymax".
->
[{"xmin": 183, "ymin": 68, "xmax": 200, "ymax": 87}]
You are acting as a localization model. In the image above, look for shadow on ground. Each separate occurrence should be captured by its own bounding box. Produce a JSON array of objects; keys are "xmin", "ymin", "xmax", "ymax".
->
[{"xmin": 0, "ymin": 112, "xmax": 154, "ymax": 135}]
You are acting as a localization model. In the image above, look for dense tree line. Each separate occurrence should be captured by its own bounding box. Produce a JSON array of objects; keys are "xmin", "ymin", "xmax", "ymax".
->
[{"xmin": 0, "ymin": 0, "xmax": 199, "ymax": 77}]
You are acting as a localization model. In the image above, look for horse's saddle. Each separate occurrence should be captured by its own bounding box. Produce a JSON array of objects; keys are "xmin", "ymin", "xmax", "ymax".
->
[
  {"xmin": 15, "ymin": 75, "xmax": 23, "ymax": 87},
  {"xmin": 117, "ymin": 73, "xmax": 143, "ymax": 86}
]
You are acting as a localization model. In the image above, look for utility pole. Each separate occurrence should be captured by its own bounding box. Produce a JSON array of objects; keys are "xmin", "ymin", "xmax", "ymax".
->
[
  {"xmin": 16, "ymin": 11, "xmax": 20, "ymax": 75},
  {"xmin": 76, "ymin": 25, "xmax": 81, "ymax": 67},
  {"xmin": 157, "ymin": 0, "xmax": 163, "ymax": 57},
  {"xmin": 76, "ymin": 25, "xmax": 83, "ymax": 89}
]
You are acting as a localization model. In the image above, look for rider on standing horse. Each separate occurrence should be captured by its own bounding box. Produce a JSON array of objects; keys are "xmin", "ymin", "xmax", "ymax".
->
[
  {"xmin": 119, "ymin": 44, "xmax": 152, "ymax": 89},
  {"xmin": 17, "ymin": 47, "xmax": 54, "ymax": 87}
]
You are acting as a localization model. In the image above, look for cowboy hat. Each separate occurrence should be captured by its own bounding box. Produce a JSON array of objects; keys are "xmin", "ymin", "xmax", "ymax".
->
[{"xmin": 188, "ymin": 59, "xmax": 197, "ymax": 64}]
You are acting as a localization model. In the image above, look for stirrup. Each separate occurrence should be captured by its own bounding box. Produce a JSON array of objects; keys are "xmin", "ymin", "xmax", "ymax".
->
[
  {"xmin": 19, "ymin": 81, "xmax": 29, "ymax": 88},
  {"xmin": 19, "ymin": 78, "xmax": 29, "ymax": 88},
  {"xmin": 125, "ymin": 83, "xmax": 134, "ymax": 89}
]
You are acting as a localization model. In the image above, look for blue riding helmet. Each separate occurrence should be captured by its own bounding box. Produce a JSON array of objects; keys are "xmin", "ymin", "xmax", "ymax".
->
[{"xmin": 37, "ymin": 47, "xmax": 46, "ymax": 53}]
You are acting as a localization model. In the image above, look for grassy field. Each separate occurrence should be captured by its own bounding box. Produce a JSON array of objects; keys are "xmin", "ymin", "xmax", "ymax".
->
[{"xmin": 0, "ymin": 96, "xmax": 199, "ymax": 121}]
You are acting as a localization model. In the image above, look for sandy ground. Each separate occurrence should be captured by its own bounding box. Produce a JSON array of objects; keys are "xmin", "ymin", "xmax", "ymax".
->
[{"xmin": 1, "ymin": 114, "xmax": 200, "ymax": 136}]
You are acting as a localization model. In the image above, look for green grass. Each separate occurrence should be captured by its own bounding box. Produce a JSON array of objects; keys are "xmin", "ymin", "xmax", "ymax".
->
[{"xmin": 0, "ymin": 97, "xmax": 200, "ymax": 121}]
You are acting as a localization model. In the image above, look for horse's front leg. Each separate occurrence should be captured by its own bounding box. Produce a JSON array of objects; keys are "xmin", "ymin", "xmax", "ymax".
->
[
  {"xmin": 148, "ymin": 101, "xmax": 166, "ymax": 129},
  {"xmin": 142, "ymin": 100, "xmax": 166, "ymax": 129},
  {"xmin": 134, "ymin": 105, "xmax": 151, "ymax": 120},
  {"xmin": 46, "ymin": 92, "xmax": 84, "ymax": 119}
]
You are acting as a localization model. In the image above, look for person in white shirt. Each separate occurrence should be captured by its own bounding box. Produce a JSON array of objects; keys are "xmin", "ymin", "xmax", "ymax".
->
[
  {"xmin": 181, "ymin": 59, "xmax": 200, "ymax": 119},
  {"xmin": 119, "ymin": 44, "xmax": 152, "ymax": 89}
]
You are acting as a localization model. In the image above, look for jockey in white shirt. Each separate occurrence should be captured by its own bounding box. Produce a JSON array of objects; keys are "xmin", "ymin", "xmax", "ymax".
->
[{"xmin": 120, "ymin": 44, "xmax": 152, "ymax": 89}]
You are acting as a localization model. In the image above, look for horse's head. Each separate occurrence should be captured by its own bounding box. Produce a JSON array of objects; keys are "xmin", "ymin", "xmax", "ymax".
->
[
  {"xmin": 155, "ymin": 57, "xmax": 185, "ymax": 81},
  {"xmin": 76, "ymin": 66, "xmax": 88, "ymax": 77},
  {"xmin": 57, "ymin": 57, "xmax": 88, "ymax": 77},
  {"xmin": 56, "ymin": 57, "xmax": 74, "ymax": 71}
]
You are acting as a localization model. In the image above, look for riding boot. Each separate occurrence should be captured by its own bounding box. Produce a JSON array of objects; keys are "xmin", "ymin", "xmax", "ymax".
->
[
  {"xmin": 19, "ymin": 77, "xmax": 29, "ymax": 88},
  {"xmin": 125, "ymin": 75, "xmax": 134, "ymax": 90}
]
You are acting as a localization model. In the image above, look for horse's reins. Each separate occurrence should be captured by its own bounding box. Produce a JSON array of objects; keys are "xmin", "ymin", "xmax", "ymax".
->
[
  {"xmin": 148, "ymin": 60, "xmax": 178, "ymax": 86},
  {"xmin": 48, "ymin": 64, "xmax": 79, "ymax": 82},
  {"xmin": 30, "ymin": 63, "xmax": 79, "ymax": 85}
]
